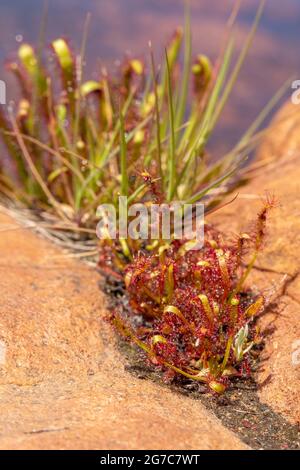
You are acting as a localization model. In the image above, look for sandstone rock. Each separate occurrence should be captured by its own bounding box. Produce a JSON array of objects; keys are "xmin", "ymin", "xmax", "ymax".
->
[
  {"xmin": 0, "ymin": 211, "xmax": 246, "ymax": 450},
  {"xmin": 256, "ymin": 101, "xmax": 300, "ymax": 162}
]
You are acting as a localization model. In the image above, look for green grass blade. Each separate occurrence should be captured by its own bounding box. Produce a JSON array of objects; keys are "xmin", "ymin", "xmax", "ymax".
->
[
  {"xmin": 149, "ymin": 42, "xmax": 163, "ymax": 188},
  {"xmin": 120, "ymin": 111, "xmax": 128, "ymax": 197},
  {"xmin": 175, "ymin": 1, "xmax": 192, "ymax": 133},
  {"xmin": 99, "ymin": 88, "xmax": 135, "ymax": 167},
  {"xmin": 198, "ymin": 37, "xmax": 235, "ymax": 142},
  {"xmin": 175, "ymin": 39, "xmax": 234, "ymax": 191},
  {"xmin": 177, "ymin": 36, "xmax": 234, "ymax": 168},
  {"xmin": 165, "ymin": 49, "xmax": 176, "ymax": 201},
  {"xmin": 159, "ymin": 28, "xmax": 183, "ymax": 111},
  {"xmin": 214, "ymin": 77, "xmax": 292, "ymax": 176},
  {"xmin": 211, "ymin": 0, "xmax": 265, "ymax": 130},
  {"xmin": 185, "ymin": 159, "xmax": 246, "ymax": 205},
  {"xmin": 8, "ymin": 111, "xmax": 69, "ymax": 221}
]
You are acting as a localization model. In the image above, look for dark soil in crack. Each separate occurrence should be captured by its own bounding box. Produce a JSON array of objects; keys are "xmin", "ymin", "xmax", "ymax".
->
[{"xmin": 101, "ymin": 273, "xmax": 300, "ymax": 451}]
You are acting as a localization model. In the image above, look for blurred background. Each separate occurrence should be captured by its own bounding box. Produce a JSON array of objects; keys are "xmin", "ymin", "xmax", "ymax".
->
[{"xmin": 0, "ymin": 0, "xmax": 299, "ymax": 155}]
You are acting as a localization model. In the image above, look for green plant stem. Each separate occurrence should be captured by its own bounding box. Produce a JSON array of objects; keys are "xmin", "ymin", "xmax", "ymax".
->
[{"xmin": 165, "ymin": 49, "xmax": 176, "ymax": 201}]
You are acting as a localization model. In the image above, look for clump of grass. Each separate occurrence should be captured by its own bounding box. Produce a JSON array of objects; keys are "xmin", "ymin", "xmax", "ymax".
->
[
  {"xmin": 0, "ymin": 30, "xmax": 149, "ymax": 227},
  {"xmin": 0, "ymin": 1, "xmax": 280, "ymax": 241},
  {"xmin": 111, "ymin": 198, "xmax": 275, "ymax": 394}
]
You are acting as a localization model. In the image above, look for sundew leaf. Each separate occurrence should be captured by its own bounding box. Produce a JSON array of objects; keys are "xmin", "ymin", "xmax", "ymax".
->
[
  {"xmin": 52, "ymin": 38, "xmax": 73, "ymax": 72},
  {"xmin": 52, "ymin": 38, "xmax": 76, "ymax": 108},
  {"xmin": 149, "ymin": 43, "xmax": 163, "ymax": 189},
  {"xmin": 80, "ymin": 80, "xmax": 102, "ymax": 96}
]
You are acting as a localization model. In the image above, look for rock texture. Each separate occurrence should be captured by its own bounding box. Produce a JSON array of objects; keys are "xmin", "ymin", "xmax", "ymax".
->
[
  {"xmin": 0, "ymin": 211, "xmax": 246, "ymax": 450},
  {"xmin": 256, "ymin": 102, "xmax": 300, "ymax": 163}
]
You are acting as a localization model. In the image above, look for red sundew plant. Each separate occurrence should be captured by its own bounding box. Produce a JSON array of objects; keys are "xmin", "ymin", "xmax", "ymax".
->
[{"xmin": 111, "ymin": 198, "xmax": 275, "ymax": 394}]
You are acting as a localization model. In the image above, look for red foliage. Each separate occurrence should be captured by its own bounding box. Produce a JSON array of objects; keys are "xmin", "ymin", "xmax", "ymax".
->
[{"xmin": 110, "ymin": 200, "xmax": 274, "ymax": 394}]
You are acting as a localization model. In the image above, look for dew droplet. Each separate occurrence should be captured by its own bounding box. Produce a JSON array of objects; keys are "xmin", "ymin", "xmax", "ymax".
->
[{"xmin": 15, "ymin": 34, "xmax": 23, "ymax": 43}]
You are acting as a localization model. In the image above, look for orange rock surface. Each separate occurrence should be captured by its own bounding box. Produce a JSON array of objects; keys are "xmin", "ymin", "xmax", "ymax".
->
[{"xmin": 0, "ymin": 211, "xmax": 246, "ymax": 449}]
